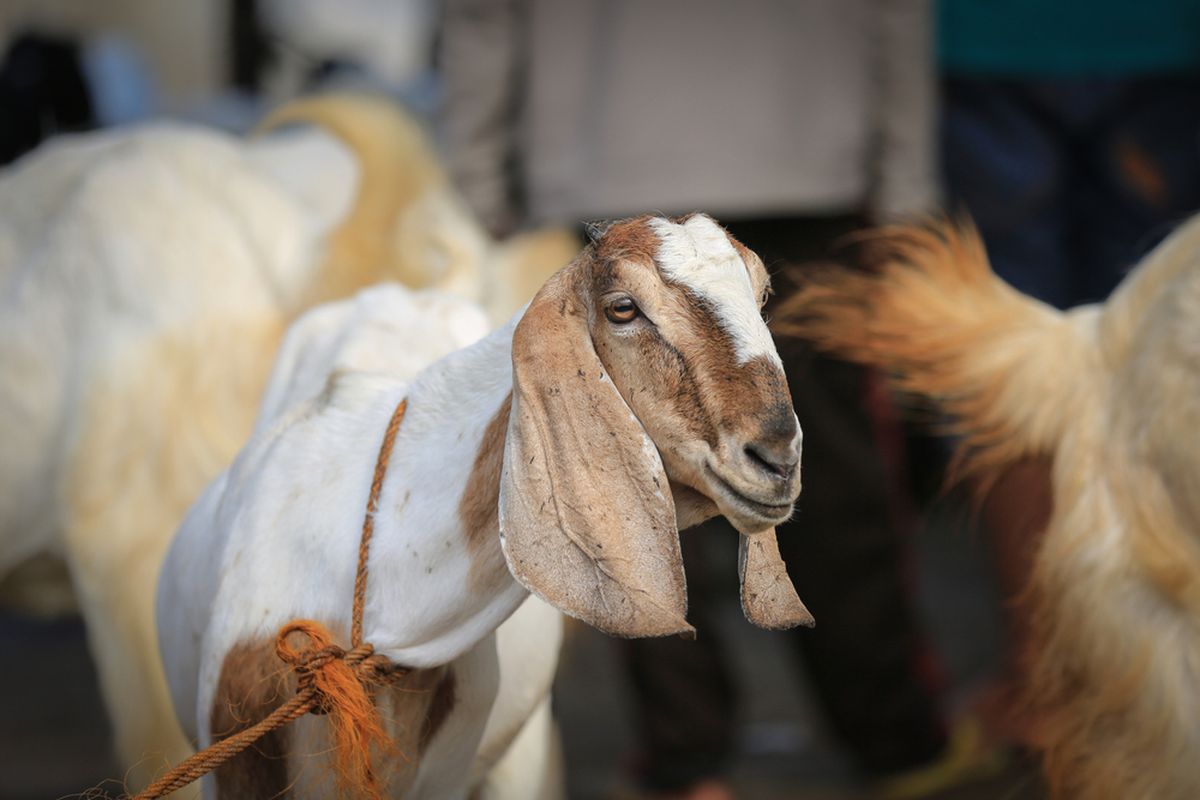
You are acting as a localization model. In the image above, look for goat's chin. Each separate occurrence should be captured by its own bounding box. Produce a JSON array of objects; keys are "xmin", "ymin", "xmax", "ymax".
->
[
  {"xmin": 667, "ymin": 464, "xmax": 798, "ymax": 534},
  {"xmin": 670, "ymin": 476, "xmax": 794, "ymax": 535},
  {"xmin": 670, "ymin": 481, "xmax": 721, "ymax": 530},
  {"xmin": 697, "ymin": 465, "xmax": 797, "ymax": 535},
  {"xmin": 718, "ymin": 503, "xmax": 794, "ymax": 536}
]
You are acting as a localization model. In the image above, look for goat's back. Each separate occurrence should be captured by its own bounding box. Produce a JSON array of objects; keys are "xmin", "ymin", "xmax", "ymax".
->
[
  {"xmin": 1101, "ymin": 219, "xmax": 1200, "ymax": 536},
  {"xmin": 0, "ymin": 124, "xmax": 332, "ymax": 575}
]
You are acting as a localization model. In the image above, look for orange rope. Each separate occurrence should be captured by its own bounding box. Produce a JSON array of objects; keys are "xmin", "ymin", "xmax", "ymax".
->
[
  {"xmin": 353, "ymin": 399, "xmax": 407, "ymax": 648},
  {"xmin": 131, "ymin": 398, "xmax": 410, "ymax": 799},
  {"xmin": 134, "ymin": 691, "xmax": 314, "ymax": 799}
]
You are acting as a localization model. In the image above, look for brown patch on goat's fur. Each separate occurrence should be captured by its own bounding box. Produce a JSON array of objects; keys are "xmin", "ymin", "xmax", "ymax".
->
[
  {"xmin": 211, "ymin": 634, "xmax": 456, "ymax": 798},
  {"xmin": 622, "ymin": 302, "xmax": 720, "ymax": 447},
  {"xmin": 655, "ymin": 282, "xmax": 791, "ymax": 448},
  {"xmin": 690, "ymin": 302, "xmax": 790, "ymax": 440},
  {"xmin": 419, "ymin": 668, "xmax": 458, "ymax": 754},
  {"xmin": 592, "ymin": 216, "xmax": 791, "ymax": 451},
  {"xmin": 211, "ymin": 638, "xmax": 295, "ymax": 799},
  {"xmin": 459, "ymin": 393, "xmax": 513, "ymax": 595},
  {"xmin": 373, "ymin": 664, "xmax": 448, "ymax": 791},
  {"xmin": 561, "ymin": 215, "xmax": 797, "ymax": 498},
  {"xmin": 592, "ymin": 216, "xmax": 662, "ymax": 266}
]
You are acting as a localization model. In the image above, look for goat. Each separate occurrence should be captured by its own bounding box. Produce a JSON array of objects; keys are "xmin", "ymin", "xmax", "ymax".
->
[
  {"xmin": 777, "ymin": 218, "xmax": 1200, "ymax": 799},
  {"xmin": 0, "ymin": 93, "xmax": 577, "ymax": 789},
  {"xmin": 157, "ymin": 213, "xmax": 813, "ymax": 799}
]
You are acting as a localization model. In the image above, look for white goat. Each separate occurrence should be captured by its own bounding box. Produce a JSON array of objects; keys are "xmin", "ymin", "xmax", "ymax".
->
[
  {"xmin": 158, "ymin": 214, "xmax": 813, "ymax": 799},
  {"xmin": 0, "ymin": 93, "xmax": 577, "ymax": 789},
  {"xmin": 781, "ymin": 218, "xmax": 1200, "ymax": 799}
]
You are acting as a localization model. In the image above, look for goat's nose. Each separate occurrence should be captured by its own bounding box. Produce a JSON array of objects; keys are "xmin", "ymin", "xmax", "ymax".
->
[{"xmin": 743, "ymin": 435, "xmax": 800, "ymax": 482}]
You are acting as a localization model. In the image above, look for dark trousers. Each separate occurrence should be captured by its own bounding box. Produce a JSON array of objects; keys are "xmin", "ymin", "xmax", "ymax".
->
[
  {"xmin": 942, "ymin": 75, "xmax": 1200, "ymax": 309},
  {"xmin": 622, "ymin": 216, "xmax": 947, "ymax": 791}
]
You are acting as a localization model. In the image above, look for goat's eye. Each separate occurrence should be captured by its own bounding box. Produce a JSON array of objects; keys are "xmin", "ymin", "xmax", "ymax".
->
[{"xmin": 605, "ymin": 298, "xmax": 639, "ymax": 323}]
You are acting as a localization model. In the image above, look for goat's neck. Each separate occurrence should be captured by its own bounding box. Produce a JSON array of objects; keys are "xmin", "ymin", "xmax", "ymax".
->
[
  {"xmin": 364, "ymin": 317, "xmax": 526, "ymax": 666},
  {"xmin": 362, "ymin": 313, "xmax": 715, "ymax": 664}
]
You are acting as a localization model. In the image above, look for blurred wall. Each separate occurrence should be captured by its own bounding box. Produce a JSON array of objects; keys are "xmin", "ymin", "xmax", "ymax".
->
[{"xmin": 0, "ymin": 0, "xmax": 227, "ymax": 109}]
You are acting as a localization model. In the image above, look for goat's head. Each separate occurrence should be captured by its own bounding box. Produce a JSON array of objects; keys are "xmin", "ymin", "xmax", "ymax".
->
[{"xmin": 500, "ymin": 214, "xmax": 809, "ymax": 638}]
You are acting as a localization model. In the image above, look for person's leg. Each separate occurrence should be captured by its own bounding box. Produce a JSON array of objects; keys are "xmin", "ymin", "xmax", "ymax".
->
[
  {"xmin": 614, "ymin": 213, "xmax": 834, "ymax": 798},
  {"xmin": 621, "ymin": 215, "xmax": 955, "ymax": 792},
  {"xmin": 620, "ymin": 531, "xmax": 738, "ymax": 795},
  {"xmin": 941, "ymin": 78, "xmax": 1073, "ymax": 308},
  {"xmin": 1073, "ymin": 75, "xmax": 1200, "ymax": 304},
  {"xmin": 738, "ymin": 216, "xmax": 950, "ymax": 778},
  {"xmin": 773, "ymin": 342, "xmax": 948, "ymax": 778}
]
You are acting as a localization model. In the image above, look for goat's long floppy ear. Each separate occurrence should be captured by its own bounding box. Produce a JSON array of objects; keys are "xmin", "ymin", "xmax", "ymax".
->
[
  {"xmin": 739, "ymin": 531, "xmax": 814, "ymax": 629},
  {"xmin": 499, "ymin": 259, "xmax": 692, "ymax": 638}
]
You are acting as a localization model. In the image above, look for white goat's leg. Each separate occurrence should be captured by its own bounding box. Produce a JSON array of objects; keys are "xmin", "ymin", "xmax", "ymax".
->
[
  {"xmin": 64, "ymin": 320, "xmax": 280, "ymax": 791},
  {"xmin": 476, "ymin": 697, "xmax": 565, "ymax": 800},
  {"xmin": 63, "ymin": 520, "xmax": 193, "ymax": 789}
]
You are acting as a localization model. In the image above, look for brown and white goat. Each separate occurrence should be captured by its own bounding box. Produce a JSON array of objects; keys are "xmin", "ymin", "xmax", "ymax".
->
[
  {"xmin": 779, "ymin": 218, "xmax": 1200, "ymax": 799},
  {"xmin": 158, "ymin": 213, "xmax": 812, "ymax": 798}
]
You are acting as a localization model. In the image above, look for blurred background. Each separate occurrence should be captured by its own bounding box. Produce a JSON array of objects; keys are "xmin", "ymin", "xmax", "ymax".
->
[{"xmin": 3, "ymin": 1, "xmax": 1199, "ymax": 798}]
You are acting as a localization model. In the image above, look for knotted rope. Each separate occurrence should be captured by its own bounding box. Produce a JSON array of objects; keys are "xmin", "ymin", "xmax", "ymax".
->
[{"xmin": 133, "ymin": 398, "xmax": 410, "ymax": 800}]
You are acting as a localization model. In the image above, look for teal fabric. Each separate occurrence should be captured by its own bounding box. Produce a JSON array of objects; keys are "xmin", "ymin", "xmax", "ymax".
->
[{"xmin": 938, "ymin": 0, "xmax": 1200, "ymax": 76}]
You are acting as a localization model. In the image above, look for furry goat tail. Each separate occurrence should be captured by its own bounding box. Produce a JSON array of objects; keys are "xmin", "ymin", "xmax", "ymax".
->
[
  {"xmin": 259, "ymin": 93, "xmax": 464, "ymax": 305},
  {"xmin": 773, "ymin": 218, "xmax": 1100, "ymax": 480},
  {"xmin": 259, "ymin": 92, "xmax": 444, "ymax": 209}
]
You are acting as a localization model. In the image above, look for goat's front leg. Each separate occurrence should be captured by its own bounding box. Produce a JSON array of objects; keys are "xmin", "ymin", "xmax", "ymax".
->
[{"xmin": 476, "ymin": 696, "xmax": 564, "ymax": 800}]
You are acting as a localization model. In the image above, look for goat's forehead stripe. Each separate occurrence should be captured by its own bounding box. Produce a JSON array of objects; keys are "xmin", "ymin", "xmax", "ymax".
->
[{"xmin": 648, "ymin": 216, "xmax": 780, "ymax": 366}]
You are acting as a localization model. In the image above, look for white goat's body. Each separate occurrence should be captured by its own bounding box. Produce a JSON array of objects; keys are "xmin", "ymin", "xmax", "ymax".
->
[
  {"xmin": 0, "ymin": 120, "xmax": 363, "ymax": 777},
  {"xmin": 159, "ymin": 285, "xmax": 562, "ymax": 798},
  {"xmin": 0, "ymin": 123, "xmax": 350, "ymax": 574}
]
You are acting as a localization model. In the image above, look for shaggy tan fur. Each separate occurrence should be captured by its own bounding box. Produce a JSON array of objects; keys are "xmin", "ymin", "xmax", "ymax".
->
[
  {"xmin": 776, "ymin": 218, "xmax": 1200, "ymax": 799},
  {"xmin": 262, "ymin": 94, "xmax": 580, "ymax": 323},
  {"xmin": 484, "ymin": 227, "xmax": 582, "ymax": 322},
  {"xmin": 261, "ymin": 94, "xmax": 479, "ymax": 305}
]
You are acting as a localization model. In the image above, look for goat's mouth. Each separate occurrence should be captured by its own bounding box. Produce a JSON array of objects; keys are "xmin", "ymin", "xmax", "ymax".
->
[{"xmin": 704, "ymin": 463, "xmax": 794, "ymax": 528}]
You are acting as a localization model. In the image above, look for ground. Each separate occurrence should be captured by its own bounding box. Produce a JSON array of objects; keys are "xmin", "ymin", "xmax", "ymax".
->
[{"xmin": 0, "ymin": 494, "xmax": 1046, "ymax": 800}]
